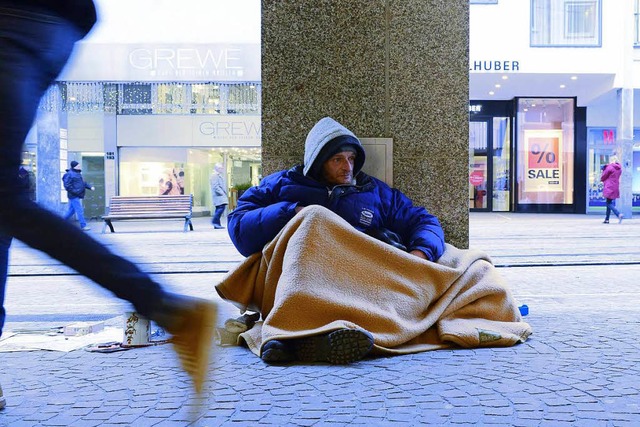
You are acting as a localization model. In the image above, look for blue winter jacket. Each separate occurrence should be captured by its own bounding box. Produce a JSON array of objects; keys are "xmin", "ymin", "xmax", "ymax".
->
[
  {"xmin": 62, "ymin": 168, "xmax": 91, "ymax": 199},
  {"xmin": 228, "ymin": 165, "xmax": 445, "ymax": 261}
]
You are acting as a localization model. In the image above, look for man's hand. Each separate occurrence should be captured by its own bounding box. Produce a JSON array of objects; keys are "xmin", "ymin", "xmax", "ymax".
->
[
  {"xmin": 294, "ymin": 206, "xmax": 304, "ymax": 214},
  {"xmin": 409, "ymin": 249, "xmax": 428, "ymax": 260},
  {"xmin": 90, "ymin": 186, "xmax": 95, "ymax": 191}
]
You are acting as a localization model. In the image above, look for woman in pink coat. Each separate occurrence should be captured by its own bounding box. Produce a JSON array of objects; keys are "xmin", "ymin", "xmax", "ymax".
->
[{"xmin": 600, "ymin": 156, "xmax": 623, "ymax": 224}]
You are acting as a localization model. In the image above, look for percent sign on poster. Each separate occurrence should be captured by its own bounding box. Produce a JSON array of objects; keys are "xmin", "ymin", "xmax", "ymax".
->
[{"xmin": 528, "ymin": 138, "xmax": 559, "ymax": 169}]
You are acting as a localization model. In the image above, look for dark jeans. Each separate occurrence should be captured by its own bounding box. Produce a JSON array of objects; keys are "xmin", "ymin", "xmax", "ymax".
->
[
  {"xmin": 0, "ymin": 4, "xmax": 167, "ymax": 336},
  {"xmin": 605, "ymin": 198, "xmax": 620, "ymax": 221},
  {"xmin": 212, "ymin": 204, "xmax": 227, "ymax": 226}
]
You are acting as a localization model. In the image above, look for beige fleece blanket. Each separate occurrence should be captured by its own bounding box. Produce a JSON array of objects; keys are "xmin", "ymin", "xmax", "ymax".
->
[{"xmin": 215, "ymin": 206, "xmax": 532, "ymax": 357}]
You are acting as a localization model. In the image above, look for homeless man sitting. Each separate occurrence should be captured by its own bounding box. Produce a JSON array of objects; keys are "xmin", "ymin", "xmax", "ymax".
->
[{"xmin": 216, "ymin": 116, "xmax": 531, "ymax": 365}]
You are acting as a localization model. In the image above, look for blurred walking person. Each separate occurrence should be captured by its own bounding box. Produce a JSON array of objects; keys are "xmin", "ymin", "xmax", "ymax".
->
[
  {"xmin": 0, "ymin": 0, "xmax": 216, "ymax": 409},
  {"xmin": 601, "ymin": 156, "xmax": 623, "ymax": 224}
]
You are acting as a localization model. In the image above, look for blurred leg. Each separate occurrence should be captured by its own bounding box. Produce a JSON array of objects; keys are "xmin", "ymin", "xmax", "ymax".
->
[
  {"xmin": 0, "ymin": 235, "xmax": 11, "ymax": 337},
  {"xmin": 0, "ymin": 6, "xmax": 168, "ymax": 323},
  {"xmin": 0, "ymin": 5, "xmax": 215, "ymax": 393}
]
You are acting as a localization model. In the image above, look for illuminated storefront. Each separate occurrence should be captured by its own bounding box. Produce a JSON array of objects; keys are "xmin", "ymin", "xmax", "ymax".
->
[
  {"xmin": 44, "ymin": 82, "xmax": 261, "ymax": 217},
  {"xmin": 469, "ymin": 98, "xmax": 587, "ymax": 213},
  {"xmin": 587, "ymin": 128, "xmax": 640, "ymax": 214},
  {"xmin": 28, "ymin": 37, "xmax": 262, "ymax": 218}
]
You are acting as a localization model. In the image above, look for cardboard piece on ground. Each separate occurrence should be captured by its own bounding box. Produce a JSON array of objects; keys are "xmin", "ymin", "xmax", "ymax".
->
[
  {"xmin": 63, "ymin": 321, "xmax": 105, "ymax": 337},
  {"xmin": 0, "ymin": 327, "xmax": 123, "ymax": 352}
]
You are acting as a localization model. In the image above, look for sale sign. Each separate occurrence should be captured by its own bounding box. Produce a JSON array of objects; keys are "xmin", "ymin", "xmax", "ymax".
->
[
  {"xmin": 469, "ymin": 170, "xmax": 484, "ymax": 186},
  {"xmin": 524, "ymin": 130, "xmax": 563, "ymax": 192}
]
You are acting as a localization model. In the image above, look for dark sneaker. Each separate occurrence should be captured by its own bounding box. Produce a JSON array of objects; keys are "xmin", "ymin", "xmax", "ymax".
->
[
  {"xmin": 294, "ymin": 329, "xmax": 374, "ymax": 364},
  {"xmin": 603, "ymin": 220, "xmax": 609, "ymax": 224},
  {"xmin": 261, "ymin": 339, "xmax": 295, "ymax": 364},
  {"xmin": 224, "ymin": 312, "xmax": 260, "ymax": 334},
  {"xmin": 0, "ymin": 382, "xmax": 5, "ymax": 410},
  {"xmin": 162, "ymin": 297, "xmax": 217, "ymax": 393}
]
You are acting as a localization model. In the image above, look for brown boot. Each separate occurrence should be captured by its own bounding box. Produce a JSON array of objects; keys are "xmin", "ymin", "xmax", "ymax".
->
[{"xmin": 154, "ymin": 296, "xmax": 217, "ymax": 394}]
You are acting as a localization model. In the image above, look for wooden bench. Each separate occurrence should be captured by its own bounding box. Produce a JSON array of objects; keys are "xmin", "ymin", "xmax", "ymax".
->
[{"xmin": 101, "ymin": 195, "xmax": 194, "ymax": 233}]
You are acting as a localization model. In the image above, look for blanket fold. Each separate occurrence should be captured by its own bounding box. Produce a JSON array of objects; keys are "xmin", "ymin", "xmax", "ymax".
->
[{"xmin": 216, "ymin": 206, "xmax": 532, "ymax": 357}]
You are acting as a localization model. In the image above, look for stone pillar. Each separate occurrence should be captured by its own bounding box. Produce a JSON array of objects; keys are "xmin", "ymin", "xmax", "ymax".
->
[
  {"xmin": 36, "ymin": 84, "xmax": 66, "ymax": 215},
  {"xmin": 262, "ymin": 0, "xmax": 469, "ymax": 248}
]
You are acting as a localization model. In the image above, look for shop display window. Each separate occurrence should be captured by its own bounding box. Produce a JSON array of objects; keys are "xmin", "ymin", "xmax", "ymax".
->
[
  {"xmin": 586, "ymin": 128, "xmax": 640, "ymax": 213},
  {"xmin": 469, "ymin": 116, "xmax": 511, "ymax": 212},
  {"xmin": 515, "ymin": 98, "xmax": 575, "ymax": 206},
  {"xmin": 119, "ymin": 147, "xmax": 261, "ymax": 214}
]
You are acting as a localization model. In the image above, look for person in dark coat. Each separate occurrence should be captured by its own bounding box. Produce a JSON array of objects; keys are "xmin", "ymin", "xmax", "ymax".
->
[
  {"xmin": 0, "ymin": 0, "xmax": 216, "ymax": 408},
  {"xmin": 62, "ymin": 160, "xmax": 94, "ymax": 230},
  {"xmin": 226, "ymin": 116, "xmax": 445, "ymax": 364},
  {"xmin": 600, "ymin": 156, "xmax": 623, "ymax": 224}
]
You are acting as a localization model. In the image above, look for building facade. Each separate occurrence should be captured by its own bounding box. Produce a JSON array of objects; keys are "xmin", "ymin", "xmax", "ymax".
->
[
  {"xmin": 469, "ymin": 0, "xmax": 640, "ymax": 215},
  {"xmin": 25, "ymin": 0, "xmax": 261, "ymax": 218}
]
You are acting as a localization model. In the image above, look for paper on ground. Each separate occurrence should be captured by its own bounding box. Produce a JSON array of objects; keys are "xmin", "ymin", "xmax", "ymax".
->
[{"xmin": 0, "ymin": 327, "xmax": 123, "ymax": 352}]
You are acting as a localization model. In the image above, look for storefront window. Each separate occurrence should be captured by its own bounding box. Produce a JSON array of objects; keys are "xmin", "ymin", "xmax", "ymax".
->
[
  {"xmin": 469, "ymin": 121, "xmax": 488, "ymax": 209},
  {"xmin": 115, "ymin": 82, "xmax": 260, "ymax": 115},
  {"xmin": 155, "ymin": 84, "xmax": 190, "ymax": 114},
  {"xmin": 516, "ymin": 98, "xmax": 575, "ymax": 206},
  {"xmin": 492, "ymin": 117, "xmax": 510, "ymax": 211},
  {"xmin": 120, "ymin": 83, "xmax": 152, "ymax": 114},
  {"xmin": 227, "ymin": 84, "xmax": 260, "ymax": 115},
  {"xmin": 531, "ymin": 0, "xmax": 601, "ymax": 47},
  {"xmin": 119, "ymin": 146, "xmax": 261, "ymax": 214},
  {"xmin": 192, "ymin": 84, "xmax": 222, "ymax": 114},
  {"xmin": 587, "ymin": 128, "xmax": 640, "ymax": 213}
]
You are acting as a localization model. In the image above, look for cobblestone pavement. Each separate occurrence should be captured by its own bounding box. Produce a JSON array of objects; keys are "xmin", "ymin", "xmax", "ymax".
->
[{"xmin": 1, "ymin": 214, "xmax": 639, "ymax": 426}]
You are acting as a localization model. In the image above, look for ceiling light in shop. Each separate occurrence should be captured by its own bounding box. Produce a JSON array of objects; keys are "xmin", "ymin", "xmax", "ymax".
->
[
  {"xmin": 489, "ymin": 91, "xmax": 495, "ymax": 95},
  {"xmin": 559, "ymin": 84, "xmax": 566, "ymax": 88},
  {"xmin": 571, "ymin": 76, "xmax": 578, "ymax": 80},
  {"xmin": 495, "ymin": 84, "xmax": 501, "ymax": 88}
]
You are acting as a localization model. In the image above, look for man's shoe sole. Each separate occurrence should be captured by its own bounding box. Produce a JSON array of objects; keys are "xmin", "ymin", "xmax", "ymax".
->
[{"xmin": 294, "ymin": 329, "xmax": 374, "ymax": 364}]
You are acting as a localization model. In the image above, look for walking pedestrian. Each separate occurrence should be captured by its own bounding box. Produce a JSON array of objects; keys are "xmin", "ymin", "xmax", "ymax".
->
[
  {"xmin": 210, "ymin": 163, "xmax": 229, "ymax": 229},
  {"xmin": 0, "ymin": 0, "xmax": 217, "ymax": 408},
  {"xmin": 62, "ymin": 160, "xmax": 94, "ymax": 230},
  {"xmin": 601, "ymin": 156, "xmax": 623, "ymax": 224}
]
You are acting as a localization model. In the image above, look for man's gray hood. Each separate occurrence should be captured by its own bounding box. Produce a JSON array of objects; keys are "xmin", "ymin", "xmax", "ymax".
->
[{"xmin": 303, "ymin": 117, "xmax": 365, "ymax": 177}]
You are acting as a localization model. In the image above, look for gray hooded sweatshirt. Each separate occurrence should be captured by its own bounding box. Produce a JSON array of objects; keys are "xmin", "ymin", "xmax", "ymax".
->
[{"xmin": 302, "ymin": 117, "xmax": 366, "ymax": 180}]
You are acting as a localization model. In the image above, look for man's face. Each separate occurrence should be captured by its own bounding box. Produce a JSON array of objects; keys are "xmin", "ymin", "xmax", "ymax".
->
[{"xmin": 322, "ymin": 151, "xmax": 356, "ymax": 186}]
